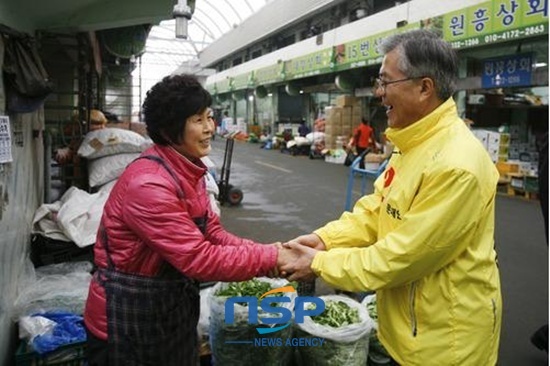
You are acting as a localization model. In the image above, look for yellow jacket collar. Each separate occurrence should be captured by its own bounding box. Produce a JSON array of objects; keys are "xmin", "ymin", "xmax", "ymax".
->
[{"xmin": 385, "ymin": 97, "xmax": 457, "ymax": 153}]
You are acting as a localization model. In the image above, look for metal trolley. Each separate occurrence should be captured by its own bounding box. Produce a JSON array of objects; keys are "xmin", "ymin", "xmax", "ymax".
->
[{"xmin": 217, "ymin": 137, "xmax": 244, "ymax": 206}]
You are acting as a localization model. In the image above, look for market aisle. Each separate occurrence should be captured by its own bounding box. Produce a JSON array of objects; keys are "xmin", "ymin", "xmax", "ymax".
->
[{"xmin": 208, "ymin": 138, "xmax": 548, "ymax": 366}]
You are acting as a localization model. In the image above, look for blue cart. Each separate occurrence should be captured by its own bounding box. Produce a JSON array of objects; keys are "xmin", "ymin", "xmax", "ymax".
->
[{"xmin": 344, "ymin": 150, "xmax": 389, "ymax": 211}]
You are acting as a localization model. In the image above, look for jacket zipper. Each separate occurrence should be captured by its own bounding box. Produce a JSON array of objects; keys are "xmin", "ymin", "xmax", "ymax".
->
[
  {"xmin": 409, "ymin": 281, "xmax": 417, "ymax": 337},
  {"xmin": 491, "ymin": 299, "xmax": 497, "ymax": 334}
]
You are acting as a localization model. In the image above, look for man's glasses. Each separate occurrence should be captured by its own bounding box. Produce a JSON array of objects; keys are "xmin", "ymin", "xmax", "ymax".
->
[{"xmin": 374, "ymin": 76, "xmax": 426, "ymax": 92}]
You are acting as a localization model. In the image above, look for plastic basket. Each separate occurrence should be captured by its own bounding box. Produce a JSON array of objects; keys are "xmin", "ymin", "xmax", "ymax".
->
[{"xmin": 15, "ymin": 341, "xmax": 86, "ymax": 366}]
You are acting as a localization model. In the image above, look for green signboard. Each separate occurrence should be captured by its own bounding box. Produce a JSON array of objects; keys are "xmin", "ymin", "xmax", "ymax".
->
[
  {"xmin": 215, "ymin": 78, "xmax": 231, "ymax": 94},
  {"xmin": 255, "ymin": 63, "xmax": 285, "ymax": 85},
  {"xmin": 444, "ymin": 0, "xmax": 548, "ymax": 49},
  {"xmin": 332, "ymin": 22, "xmax": 421, "ymax": 72},
  {"xmin": 206, "ymin": 0, "xmax": 548, "ymax": 90},
  {"xmin": 232, "ymin": 72, "xmax": 254, "ymax": 90},
  {"xmin": 284, "ymin": 48, "xmax": 333, "ymax": 79}
]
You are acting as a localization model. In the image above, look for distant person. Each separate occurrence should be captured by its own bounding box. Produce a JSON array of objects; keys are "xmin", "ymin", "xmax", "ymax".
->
[
  {"xmin": 348, "ymin": 117, "xmax": 376, "ymax": 169},
  {"xmin": 220, "ymin": 111, "xmax": 233, "ymax": 135},
  {"xmin": 278, "ymin": 29, "xmax": 502, "ymax": 365},
  {"xmin": 298, "ymin": 119, "xmax": 311, "ymax": 137},
  {"xmin": 54, "ymin": 109, "xmax": 107, "ymax": 164}
]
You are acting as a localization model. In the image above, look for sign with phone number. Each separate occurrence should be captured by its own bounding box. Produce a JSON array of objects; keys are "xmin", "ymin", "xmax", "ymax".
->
[
  {"xmin": 444, "ymin": 0, "xmax": 548, "ymax": 49},
  {"xmin": 449, "ymin": 23, "xmax": 546, "ymax": 48}
]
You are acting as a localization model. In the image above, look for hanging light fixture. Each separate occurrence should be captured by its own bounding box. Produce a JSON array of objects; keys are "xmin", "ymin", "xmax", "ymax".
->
[{"xmin": 173, "ymin": 0, "xmax": 193, "ymax": 39}]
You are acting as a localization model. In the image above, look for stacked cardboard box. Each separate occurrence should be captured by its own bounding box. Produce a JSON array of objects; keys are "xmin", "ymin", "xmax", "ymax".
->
[
  {"xmin": 323, "ymin": 96, "xmax": 363, "ymax": 150},
  {"xmin": 472, "ymin": 129, "xmax": 504, "ymax": 164}
]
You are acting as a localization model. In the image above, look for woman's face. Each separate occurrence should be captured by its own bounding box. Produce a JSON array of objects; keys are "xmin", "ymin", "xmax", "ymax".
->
[{"xmin": 172, "ymin": 108, "xmax": 214, "ymax": 160}]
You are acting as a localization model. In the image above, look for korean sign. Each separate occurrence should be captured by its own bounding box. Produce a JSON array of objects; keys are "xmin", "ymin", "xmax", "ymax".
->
[
  {"xmin": 482, "ymin": 53, "xmax": 533, "ymax": 88},
  {"xmin": 444, "ymin": 0, "xmax": 548, "ymax": 49}
]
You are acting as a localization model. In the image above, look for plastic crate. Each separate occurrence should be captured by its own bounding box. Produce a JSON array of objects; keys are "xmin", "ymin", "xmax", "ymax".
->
[
  {"xmin": 15, "ymin": 341, "xmax": 86, "ymax": 366},
  {"xmin": 524, "ymin": 176, "xmax": 539, "ymax": 193}
]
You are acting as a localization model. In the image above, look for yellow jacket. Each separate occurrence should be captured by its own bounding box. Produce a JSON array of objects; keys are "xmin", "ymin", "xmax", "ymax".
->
[{"xmin": 312, "ymin": 98, "xmax": 501, "ymax": 365}]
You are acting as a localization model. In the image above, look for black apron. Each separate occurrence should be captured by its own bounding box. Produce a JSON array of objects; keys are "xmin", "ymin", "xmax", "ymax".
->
[{"xmin": 95, "ymin": 155, "xmax": 205, "ymax": 365}]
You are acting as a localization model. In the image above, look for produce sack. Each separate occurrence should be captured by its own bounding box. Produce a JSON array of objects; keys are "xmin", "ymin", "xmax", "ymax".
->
[
  {"xmin": 77, "ymin": 128, "xmax": 151, "ymax": 159},
  {"xmin": 295, "ymin": 295, "xmax": 373, "ymax": 366},
  {"xmin": 209, "ymin": 278, "xmax": 295, "ymax": 366},
  {"xmin": 361, "ymin": 294, "xmax": 392, "ymax": 363}
]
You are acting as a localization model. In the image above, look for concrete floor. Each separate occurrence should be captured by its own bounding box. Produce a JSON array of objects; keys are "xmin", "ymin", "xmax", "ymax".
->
[{"xmin": 209, "ymin": 137, "xmax": 548, "ymax": 366}]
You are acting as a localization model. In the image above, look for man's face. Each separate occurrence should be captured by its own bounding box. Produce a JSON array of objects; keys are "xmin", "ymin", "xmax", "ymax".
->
[{"xmin": 376, "ymin": 49, "xmax": 426, "ymax": 129}]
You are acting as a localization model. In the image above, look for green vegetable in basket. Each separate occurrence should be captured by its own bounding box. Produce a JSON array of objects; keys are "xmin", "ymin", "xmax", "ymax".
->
[
  {"xmin": 210, "ymin": 279, "xmax": 295, "ymax": 366},
  {"xmin": 214, "ymin": 279, "xmax": 296, "ymax": 303},
  {"xmin": 366, "ymin": 299, "xmax": 378, "ymax": 321},
  {"xmin": 309, "ymin": 300, "xmax": 360, "ymax": 328}
]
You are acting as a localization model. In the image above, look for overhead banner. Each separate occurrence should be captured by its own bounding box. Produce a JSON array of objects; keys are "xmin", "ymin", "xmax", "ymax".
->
[
  {"xmin": 206, "ymin": 0, "xmax": 548, "ymax": 90},
  {"xmin": 215, "ymin": 78, "xmax": 231, "ymax": 94},
  {"xmin": 232, "ymin": 72, "xmax": 254, "ymax": 91},
  {"xmin": 255, "ymin": 63, "xmax": 285, "ymax": 85},
  {"xmin": 332, "ymin": 22, "xmax": 421, "ymax": 72},
  {"xmin": 443, "ymin": 0, "xmax": 548, "ymax": 49},
  {"xmin": 284, "ymin": 49, "xmax": 333, "ymax": 80}
]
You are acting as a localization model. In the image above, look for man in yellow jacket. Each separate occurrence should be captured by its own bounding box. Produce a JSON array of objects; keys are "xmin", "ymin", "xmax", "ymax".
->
[{"xmin": 280, "ymin": 29, "xmax": 502, "ymax": 365}]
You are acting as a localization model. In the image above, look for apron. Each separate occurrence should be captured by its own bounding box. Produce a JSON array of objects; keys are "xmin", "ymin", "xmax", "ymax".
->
[{"xmin": 95, "ymin": 155, "xmax": 205, "ymax": 365}]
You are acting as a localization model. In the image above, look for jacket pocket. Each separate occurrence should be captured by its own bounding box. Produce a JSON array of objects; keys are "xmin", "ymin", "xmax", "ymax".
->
[{"xmin": 409, "ymin": 281, "xmax": 417, "ymax": 337}]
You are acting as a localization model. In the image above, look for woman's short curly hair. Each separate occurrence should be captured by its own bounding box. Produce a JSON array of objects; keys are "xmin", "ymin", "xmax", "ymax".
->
[{"xmin": 142, "ymin": 74, "xmax": 212, "ymax": 145}]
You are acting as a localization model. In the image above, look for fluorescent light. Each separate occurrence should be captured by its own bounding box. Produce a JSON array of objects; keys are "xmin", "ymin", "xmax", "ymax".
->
[{"xmin": 535, "ymin": 62, "xmax": 548, "ymax": 67}]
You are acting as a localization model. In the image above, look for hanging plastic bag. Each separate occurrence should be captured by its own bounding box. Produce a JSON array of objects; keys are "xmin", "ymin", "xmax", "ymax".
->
[
  {"xmin": 344, "ymin": 150, "xmax": 357, "ymax": 167},
  {"xmin": 2, "ymin": 34, "xmax": 53, "ymax": 98}
]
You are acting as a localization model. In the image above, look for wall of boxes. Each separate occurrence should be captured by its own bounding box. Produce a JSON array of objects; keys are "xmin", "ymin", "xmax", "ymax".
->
[
  {"xmin": 323, "ymin": 96, "xmax": 363, "ymax": 150},
  {"xmin": 472, "ymin": 128, "xmax": 540, "ymax": 199}
]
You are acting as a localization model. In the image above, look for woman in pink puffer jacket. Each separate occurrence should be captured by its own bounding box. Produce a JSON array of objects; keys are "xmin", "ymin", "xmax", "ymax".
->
[{"xmin": 84, "ymin": 74, "xmax": 286, "ymax": 366}]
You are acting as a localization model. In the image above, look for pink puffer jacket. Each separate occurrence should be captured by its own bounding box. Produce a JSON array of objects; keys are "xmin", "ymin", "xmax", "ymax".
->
[{"xmin": 84, "ymin": 144, "xmax": 277, "ymax": 339}]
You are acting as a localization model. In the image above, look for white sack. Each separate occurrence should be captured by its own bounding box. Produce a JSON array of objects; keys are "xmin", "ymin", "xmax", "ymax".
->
[
  {"xmin": 77, "ymin": 128, "xmax": 151, "ymax": 159},
  {"xmin": 56, "ymin": 187, "xmax": 110, "ymax": 247},
  {"xmin": 87, "ymin": 153, "xmax": 140, "ymax": 187}
]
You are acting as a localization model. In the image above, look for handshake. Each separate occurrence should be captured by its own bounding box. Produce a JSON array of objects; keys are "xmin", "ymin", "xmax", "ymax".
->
[{"xmin": 268, "ymin": 234, "xmax": 326, "ymax": 281}]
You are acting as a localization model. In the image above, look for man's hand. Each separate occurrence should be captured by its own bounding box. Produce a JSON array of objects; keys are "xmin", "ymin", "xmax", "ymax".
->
[
  {"xmin": 279, "ymin": 242, "xmax": 319, "ymax": 282},
  {"xmin": 285, "ymin": 234, "xmax": 326, "ymax": 252},
  {"xmin": 54, "ymin": 147, "xmax": 74, "ymax": 164}
]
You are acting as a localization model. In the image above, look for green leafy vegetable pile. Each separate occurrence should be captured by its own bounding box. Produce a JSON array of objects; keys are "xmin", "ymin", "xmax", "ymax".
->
[
  {"xmin": 362, "ymin": 295, "xmax": 391, "ymax": 359},
  {"xmin": 296, "ymin": 295, "xmax": 372, "ymax": 366},
  {"xmin": 365, "ymin": 299, "xmax": 378, "ymax": 321},
  {"xmin": 209, "ymin": 279, "xmax": 294, "ymax": 366},
  {"xmin": 215, "ymin": 278, "xmax": 285, "ymax": 300},
  {"xmin": 310, "ymin": 300, "xmax": 361, "ymax": 328}
]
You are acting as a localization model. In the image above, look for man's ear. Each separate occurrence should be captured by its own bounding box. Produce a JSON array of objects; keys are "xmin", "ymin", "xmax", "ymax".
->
[{"xmin": 419, "ymin": 77, "xmax": 436, "ymax": 100}]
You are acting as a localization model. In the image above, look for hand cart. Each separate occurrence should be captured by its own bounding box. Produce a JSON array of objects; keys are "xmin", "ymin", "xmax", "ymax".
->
[
  {"xmin": 217, "ymin": 137, "xmax": 244, "ymax": 206},
  {"xmin": 344, "ymin": 149, "xmax": 389, "ymax": 211}
]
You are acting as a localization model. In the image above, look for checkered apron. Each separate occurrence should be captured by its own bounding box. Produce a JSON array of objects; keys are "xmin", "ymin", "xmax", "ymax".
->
[{"xmin": 95, "ymin": 155, "xmax": 205, "ymax": 365}]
